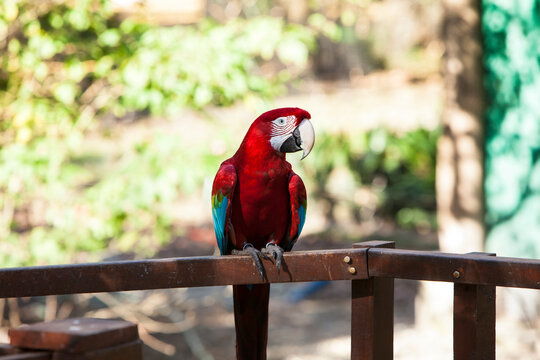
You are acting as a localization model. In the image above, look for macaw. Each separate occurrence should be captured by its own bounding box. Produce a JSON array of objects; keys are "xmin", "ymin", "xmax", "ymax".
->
[{"xmin": 211, "ymin": 107, "xmax": 315, "ymax": 360}]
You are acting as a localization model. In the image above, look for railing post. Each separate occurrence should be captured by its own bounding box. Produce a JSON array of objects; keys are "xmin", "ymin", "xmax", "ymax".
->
[
  {"xmin": 453, "ymin": 252, "xmax": 496, "ymax": 360},
  {"xmin": 351, "ymin": 241, "xmax": 395, "ymax": 360}
]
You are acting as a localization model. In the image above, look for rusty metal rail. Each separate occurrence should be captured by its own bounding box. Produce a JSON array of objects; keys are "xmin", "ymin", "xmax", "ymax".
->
[{"xmin": 2, "ymin": 240, "xmax": 540, "ymax": 359}]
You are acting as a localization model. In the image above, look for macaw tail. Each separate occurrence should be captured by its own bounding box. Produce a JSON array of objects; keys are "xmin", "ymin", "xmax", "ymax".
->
[{"xmin": 233, "ymin": 283, "xmax": 270, "ymax": 360}]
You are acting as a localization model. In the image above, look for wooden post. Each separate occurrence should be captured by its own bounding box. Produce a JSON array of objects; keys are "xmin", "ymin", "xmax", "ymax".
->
[
  {"xmin": 351, "ymin": 241, "xmax": 395, "ymax": 360},
  {"xmin": 453, "ymin": 253, "xmax": 496, "ymax": 360}
]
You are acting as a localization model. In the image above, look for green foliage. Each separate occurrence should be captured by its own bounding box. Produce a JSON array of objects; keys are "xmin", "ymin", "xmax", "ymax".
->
[
  {"xmin": 0, "ymin": 0, "xmax": 315, "ymax": 145},
  {"xmin": 0, "ymin": 0, "xmax": 316, "ymax": 266},
  {"xmin": 0, "ymin": 130, "xmax": 225, "ymax": 266},
  {"xmin": 0, "ymin": 0, "xmax": 437, "ymax": 267},
  {"xmin": 483, "ymin": 0, "xmax": 540, "ymax": 257},
  {"xmin": 117, "ymin": 17, "xmax": 314, "ymax": 114},
  {"xmin": 302, "ymin": 127, "xmax": 439, "ymax": 230}
]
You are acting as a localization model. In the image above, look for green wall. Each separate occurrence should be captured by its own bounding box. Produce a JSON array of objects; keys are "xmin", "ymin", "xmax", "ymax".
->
[{"xmin": 483, "ymin": 1, "xmax": 540, "ymax": 257}]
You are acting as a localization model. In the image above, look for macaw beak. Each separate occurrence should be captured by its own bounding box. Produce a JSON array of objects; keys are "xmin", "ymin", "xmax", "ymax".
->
[
  {"xmin": 297, "ymin": 118, "xmax": 315, "ymax": 159},
  {"xmin": 279, "ymin": 118, "xmax": 315, "ymax": 160}
]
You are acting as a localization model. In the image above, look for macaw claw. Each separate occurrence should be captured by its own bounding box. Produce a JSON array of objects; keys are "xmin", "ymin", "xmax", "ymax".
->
[
  {"xmin": 262, "ymin": 244, "xmax": 284, "ymax": 273},
  {"xmin": 232, "ymin": 243, "xmax": 268, "ymax": 280}
]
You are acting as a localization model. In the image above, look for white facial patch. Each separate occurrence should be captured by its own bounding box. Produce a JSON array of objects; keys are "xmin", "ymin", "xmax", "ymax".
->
[
  {"xmin": 270, "ymin": 116, "xmax": 296, "ymax": 136},
  {"xmin": 269, "ymin": 115, "xmax": 296, "ymax": 151},
  {"xmin": 270, "ymin": 133, "xmax": 291, "ymax": 151}
]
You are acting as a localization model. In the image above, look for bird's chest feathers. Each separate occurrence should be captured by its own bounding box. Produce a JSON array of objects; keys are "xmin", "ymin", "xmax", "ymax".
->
[
  {"xmin": 234, "ymin": 166, "xmax": 290, "ymax": 236},
  {"xmin": 240, "ymin": 168, "xmax": 289, "ymax": 210}
]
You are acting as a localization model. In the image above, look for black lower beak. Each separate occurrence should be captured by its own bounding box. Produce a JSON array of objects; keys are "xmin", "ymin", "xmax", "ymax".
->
[{"xmin": 279, "ymin": 127, "xmax": 302, "ymax": 153}]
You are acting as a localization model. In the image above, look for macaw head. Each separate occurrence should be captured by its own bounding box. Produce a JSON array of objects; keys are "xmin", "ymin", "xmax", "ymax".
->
[{"xmin": 246, "ymin": 107, "xmax": 315, "ymax": 160}]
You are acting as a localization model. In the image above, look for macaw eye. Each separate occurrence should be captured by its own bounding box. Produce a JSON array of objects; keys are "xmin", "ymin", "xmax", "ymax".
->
[{"xmin": 273, "ymin": 117, "xmax": 288, "ymax": 126}]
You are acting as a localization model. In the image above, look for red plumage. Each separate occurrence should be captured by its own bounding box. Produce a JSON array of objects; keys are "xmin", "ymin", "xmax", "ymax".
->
[{"xmin": 212, "ymin": 107, "xmax": 313, "ymax": 360}]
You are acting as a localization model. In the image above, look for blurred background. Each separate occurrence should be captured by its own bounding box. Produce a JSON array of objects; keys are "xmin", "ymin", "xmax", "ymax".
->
[{"xmin": 0, "ymin": 0, "xmax": 539, "ymax": 358}]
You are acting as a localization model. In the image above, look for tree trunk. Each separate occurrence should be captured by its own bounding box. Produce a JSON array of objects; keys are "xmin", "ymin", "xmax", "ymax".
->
[
  {"xmin": 416, "ymin": 0, "xmax": 485, "ymax": 331},
  {"xmin": 437, "ymin": 0, "xmax": 485, "ymax": 254}
]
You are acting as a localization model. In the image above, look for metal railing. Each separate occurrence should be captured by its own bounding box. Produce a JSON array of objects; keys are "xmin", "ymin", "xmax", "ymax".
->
[{"xmin": 1, "ymin": 240, "xmax": 540, "ymax": 359}]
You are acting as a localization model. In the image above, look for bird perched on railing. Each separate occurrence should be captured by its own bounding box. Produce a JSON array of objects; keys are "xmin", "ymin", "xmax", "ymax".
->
[{"xmin": 211, "ymin": 107, "xmax": 315, "ymax": 360}]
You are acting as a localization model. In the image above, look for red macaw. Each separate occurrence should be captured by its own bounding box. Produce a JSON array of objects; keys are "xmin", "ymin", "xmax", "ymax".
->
[{"xmin": 211, "ymin": 107, "xmax": 315, "ymax": 360}]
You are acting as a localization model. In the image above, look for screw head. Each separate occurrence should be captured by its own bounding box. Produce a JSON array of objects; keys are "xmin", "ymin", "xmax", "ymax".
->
[
  {"xmin": 453, "ymin": 270, "xmax": 461, "ymax": 279},
  {"xmin": 343, "ymin": 256, "xmax": 351, "ymax": 264},
  {"xmin": 348, "ymin": 267, "xmax": 357, "ymax": 275}
]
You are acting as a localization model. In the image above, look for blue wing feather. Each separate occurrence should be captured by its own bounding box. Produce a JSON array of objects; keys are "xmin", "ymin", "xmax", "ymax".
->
[
  {"xmin": 211, "ymin": 162, "xmax": 237, "ymax": 255},
  {"xmin": 212, "ymin": 195, "xmax": 229, "ymax": 255},
  {"xmin": 297, "ymin": 204, "xmax": 306, "ymax": 238}
]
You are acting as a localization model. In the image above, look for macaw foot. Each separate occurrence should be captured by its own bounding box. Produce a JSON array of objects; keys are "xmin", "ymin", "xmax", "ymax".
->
[
  {"xmin": 262, "ymin": 243, "xmax": 284, "ymax": 273},
  {"xmin": 232, "ymin": 243, "xmax": 269, "ymax": 280}
]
